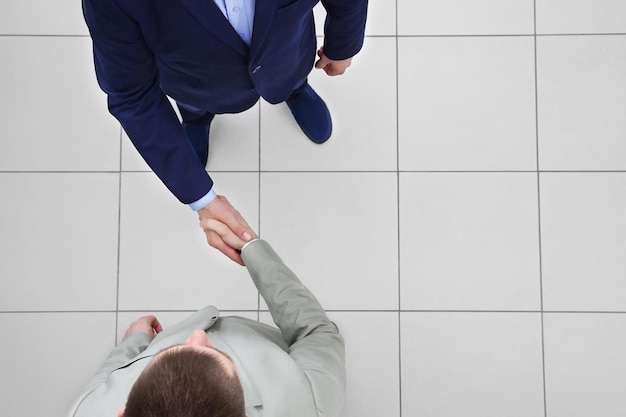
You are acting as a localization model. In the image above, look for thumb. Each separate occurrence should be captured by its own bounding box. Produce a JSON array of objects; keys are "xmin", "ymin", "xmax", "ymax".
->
[
  {"xmin": 315, "ymin": 47, "xmax": 328, "ymax": 69},
  {"xmin": 315, "ymin": 55, "xmax": 329, "ymax": 69}
]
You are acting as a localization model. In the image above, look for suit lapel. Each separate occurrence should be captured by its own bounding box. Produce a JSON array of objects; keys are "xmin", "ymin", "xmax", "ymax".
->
[
  {"xmin": 176, "ymin": 0, "xmax": 248, "ymax": 56},
  {"xmin": 250, "ymin": 0, "xmax": 278, "ymax": 61}
]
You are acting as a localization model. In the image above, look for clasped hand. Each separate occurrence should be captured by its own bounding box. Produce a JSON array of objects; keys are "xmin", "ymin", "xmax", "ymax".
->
[{"xmin": 197, "ymin": 195, "xmax": 257, "ymax": 265}]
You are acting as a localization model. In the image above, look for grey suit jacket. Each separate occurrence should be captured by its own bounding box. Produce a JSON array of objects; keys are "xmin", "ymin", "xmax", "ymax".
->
[{"xmin": 66, "ymin": 240, "xmax": 345, "ymax": 417}]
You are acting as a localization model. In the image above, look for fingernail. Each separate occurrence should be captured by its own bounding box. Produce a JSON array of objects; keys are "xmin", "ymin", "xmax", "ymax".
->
[{"xmin": 243, "ymin": 232, "xmax": 251, "ymax": 241}]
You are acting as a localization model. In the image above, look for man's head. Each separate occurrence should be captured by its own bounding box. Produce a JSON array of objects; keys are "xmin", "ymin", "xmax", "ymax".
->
[{"xmin": 119, "ymin": 330, "xmax": 246, "ymax": 417}]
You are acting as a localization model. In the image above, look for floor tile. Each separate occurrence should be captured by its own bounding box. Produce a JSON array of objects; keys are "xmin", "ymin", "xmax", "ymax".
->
[
  {"xmin": 544, "ymin": 313, "xmax": 626, "ymax": 417},
  {"xmin": 537, "ymin": 0, "xmax": 626, "ymax": 34},
  {"xmin": 260, "ymin": 172, "xmax": 398, "ymax": 310},
  {"xmin": 399, "ymin": 37, "xmax": 537, "ymax": 171},
  {"xmin": 204, "ymin": 103, "xmax": 260, "ymax": 171},
  {"xmin": 314, "ymin": 0, "xmax": 396, "ymax": 36},
  {"xmin": 118, "ymin": 172, "xmax": 260, "ymax": 311},
  {"xmin": 0, "ymin": 173, "xmax": 119, "ymax": 311},
  {"xmin": 121, "ymin": 103, "xmax": 260, "ymax": 172},
  {"xmin": 0, "ymin": 37, "xmax": 120, "ymax": 171},
  {"xmin": 398, "ymin": 0, "xmax": 534, "ymax": 35},
  {"xmin": 261, "ymin": 37, "xmax": 397, "ymax": 172},
  {"xmin": 537, "ymin": 35, "xmax": 626, "ymax": 170},
  {"xmin": 400, "ymin": 173, "xmax": 541, "ymax": 311},
  {"xmin": 0, "ymin": 312, "xmax": 116, "ymax": 417},
  {"xmin": 401, "ymin": 312, "xmax": 545, "ymax": 417},
  {"xmin": 260, "ymin": 311, "xmax": 401, "ymax": 417},
  {"xmin": 0, "ymin": 0, "xmax": 88, "ymax": 35},
  {"xmin": 540, "ymin": 173, "xmax": 626, "ymax": 311},
  {"xmin": 328, "ymin": 312, "xmax": 400, "ymax": 417}
]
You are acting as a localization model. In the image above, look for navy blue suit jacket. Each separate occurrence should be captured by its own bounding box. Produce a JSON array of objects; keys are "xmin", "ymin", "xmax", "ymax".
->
[{"xmin": 83, "ymin": 0, "xmax": 368, "ymax": 204}]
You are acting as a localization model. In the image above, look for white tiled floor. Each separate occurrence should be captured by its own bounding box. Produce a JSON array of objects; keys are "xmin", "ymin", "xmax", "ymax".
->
[
  {"xmin": 401, "ymin": 312, "xmax": 545, "ymax": 417},
  {"xmin": 399, "ymin": 36, "xmax": 537, "ymax": 171},
  {"xmin": 1, "ymin": 2, "xmax": 625, "ymax": 417}
]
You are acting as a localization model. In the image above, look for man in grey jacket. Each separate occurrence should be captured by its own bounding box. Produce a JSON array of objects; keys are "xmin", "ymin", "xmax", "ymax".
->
[{"xmin": 66, "ymin": 236, "xmax": 345, "ymax": 417}]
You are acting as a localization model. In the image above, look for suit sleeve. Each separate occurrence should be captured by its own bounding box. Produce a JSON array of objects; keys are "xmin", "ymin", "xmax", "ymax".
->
[
  {"xmin": 241, "ymin": 240, "xmax": 346, "ymax": 417},
  {"xmin": 82, "ymin": 0, "xmax": 213, "ymax": 204},
  {"xmin": 320, "ymin": 0, "xmax": 368, "ymax": 60},
  {"xmin": 66, "ymin": 332, "xmax": 152, "ymax": 417}
]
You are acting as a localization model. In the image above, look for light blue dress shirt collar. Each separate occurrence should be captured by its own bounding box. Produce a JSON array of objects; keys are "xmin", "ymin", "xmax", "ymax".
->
[{"xmin": 213, "ymin": 0, "xmax": 256, "ymax": 46}]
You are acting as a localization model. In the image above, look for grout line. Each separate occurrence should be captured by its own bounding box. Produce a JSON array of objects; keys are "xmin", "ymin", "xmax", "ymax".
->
[
  {"xmin": 2, "ymin": 33, "xmax": 625, "ymax": 39},
  {"xmin": 273, "ymin": 309, "xmax": 626, "ymax": 314},
  {"xmin": 395, "ymin": 2, "xmax": 403, "ymax": 416},
  {"xmin": 233, "ymin": 169, "xmax": 626, "ymax": 174},
  {"xmin": 4, "ymin": 169, "xmax": 626, "ymax": 175},
  {"xmin": 394, "ymin": 33, "xmax": 626, "ymax": 38},
  {"xmin": 0, "ymin": 171, "xmax": 137, "ymax": 174},
  {"xmin": 257, "ymin": 102, "xmax": 262, "ymax": 320},
  {"xmin": 114, "ymin": 124, "xmax": 123, "ymax": 345},
  {"xmin": 535, "ymin": 32, "xmax": 626, "ymax": 37},
  {"xmin": 0, "ymin": 34, "xmax": 91, "ymax": 37},
  {"xmin": 3, "ymin": 309, "xmax": 626, "ymax": 314},
  {"xmin": 533, "ymin": 3, "xmax": 549, "ymax": 416}
]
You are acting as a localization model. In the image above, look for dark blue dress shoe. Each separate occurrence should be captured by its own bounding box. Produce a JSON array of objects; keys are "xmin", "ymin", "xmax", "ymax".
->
[
  {"xmin": 285, "ymin": 83, "xmax": 332, "ymax": 144},
  {"xmin": 181, "ymin": 112, "xmax": 214, "ymax": 166}
]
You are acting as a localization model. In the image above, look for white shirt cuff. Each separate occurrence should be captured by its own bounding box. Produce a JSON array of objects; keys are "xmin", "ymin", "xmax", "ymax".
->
[{"xmin": 241, "ymin": 238, "xmax": 260, "ymax": 252}]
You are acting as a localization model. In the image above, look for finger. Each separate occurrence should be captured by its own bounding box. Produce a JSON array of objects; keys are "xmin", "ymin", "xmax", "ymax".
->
[
  {"xmin": 315, "ymin": 56, "xmax": 330, "ymax": 70},
  {"xmin": 154, "ymin": 321, "xmax": 163, "ymax": 333},
  {"xmin": 137, "ymin": 316, "xmax": 155, "ymax": 333},
  {"xmin": 219, "ymin": 245, "xmax": 245, "ymax": 266},
  {"xmin": 336, "ymin": 62, "xmax": 348, "ymax": 75},
  {"xmin": 330, "ymin": 63, "xmax": 349, "ymax": 76},
  {"xmin": 200, "ymin": 218, "xmax": 247, "ymax": 249},
  {"xmin": 206, "ymin": 230, "xmax": 245, "ymax": 265},
  {"xmin": 145, "ymin": 315, "xmax": 163, "ymax": 333},
  {"xmin": 221, "ymin": 213, "xmax": 254, "ymax": 243},
  {"xmin": 207, "ymin": 196, "xmax": 255, "ymax": 241}
]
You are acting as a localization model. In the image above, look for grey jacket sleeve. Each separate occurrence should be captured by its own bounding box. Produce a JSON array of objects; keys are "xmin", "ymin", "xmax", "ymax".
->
[
  {"xmin": 241, "ymin": 240, "xmax": 346, "ymax": 417},
  {"xmin": 66, "ymin": 332, "xmax": 152, "ymax": 417}
]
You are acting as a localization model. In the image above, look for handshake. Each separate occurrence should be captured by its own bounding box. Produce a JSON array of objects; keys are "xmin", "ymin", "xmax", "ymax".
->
[{"xmin": 196, "ymin": 194, "xmax": 258, "ymax": 265}]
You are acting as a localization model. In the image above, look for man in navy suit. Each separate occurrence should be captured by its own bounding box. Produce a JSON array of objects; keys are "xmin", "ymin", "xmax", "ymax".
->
[{"xmin": 82, "ymin": 0, "xmax": 368, "ymax": 264}]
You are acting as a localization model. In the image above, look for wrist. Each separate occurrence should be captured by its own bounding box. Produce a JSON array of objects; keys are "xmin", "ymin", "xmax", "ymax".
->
[
  {"xmin": 190, "ymin": 189, "xmax": 217, "ymax": 211},
  {"xmin": 241, "ymin": 238, "xmax": 260, "ymax": 252}
]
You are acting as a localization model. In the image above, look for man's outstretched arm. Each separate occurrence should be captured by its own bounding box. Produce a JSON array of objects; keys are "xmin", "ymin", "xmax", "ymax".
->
[
  {"xmin": 83, "ymin": 0, "xmax": 253, "ymax": 263},
  {"xmin": 241, "ymin": 240, "xmax": 346, "ymax": 417}
]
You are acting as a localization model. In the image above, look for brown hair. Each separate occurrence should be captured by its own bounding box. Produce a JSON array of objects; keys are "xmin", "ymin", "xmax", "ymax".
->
[{"xmin": 124, "ymin": 347, "xmax": 245, "ymax": 417}]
